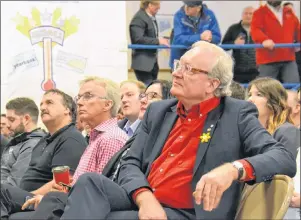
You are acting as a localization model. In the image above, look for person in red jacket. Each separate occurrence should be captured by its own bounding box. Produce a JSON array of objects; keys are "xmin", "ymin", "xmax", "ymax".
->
[{"xmin": 251, "ymin": 0, "xmax": 300, "ymax": 83}]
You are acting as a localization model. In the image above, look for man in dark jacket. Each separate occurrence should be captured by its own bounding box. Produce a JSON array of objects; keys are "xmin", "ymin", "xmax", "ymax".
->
[
  {"xmin": 1, "ymin": 97, "xmax": 46, "ymax": 187},
  {"xmin": 222, "ymin": 6, "xmax": 258, "ymax": 83},
  {"xmin": 129, "ymin": 0, "xmax": 169, "ymax": 86}
]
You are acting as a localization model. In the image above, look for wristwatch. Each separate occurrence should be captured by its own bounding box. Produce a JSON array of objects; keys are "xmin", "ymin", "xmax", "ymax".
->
[{"xmin": 232, "ymin": 161, "xmax": 244, "ymax": 181}]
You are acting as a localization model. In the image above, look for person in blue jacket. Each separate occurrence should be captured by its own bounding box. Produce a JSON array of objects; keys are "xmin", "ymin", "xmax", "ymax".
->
[{"xmin": 170, "ymin": 1, "xmax": 221, "ymax": 69}]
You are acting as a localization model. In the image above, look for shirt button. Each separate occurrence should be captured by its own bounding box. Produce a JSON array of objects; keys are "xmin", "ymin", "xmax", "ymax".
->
[
  {"xmin": 169, "ymin": 152, "xmax": 174, "ymax": 157},
  {"xmin": 199, "ymin": 114, "xmax": 203, "ymax": 117},
  {"xmin": 179, "ymin": 136, "xmax": 183, "ymax": 139},
  {"xmin": 188, "ymin": 118, "xmax": 191, "ymax": 122},
  {"xmin": 159, "ymin": 168, "xmax": 163, "ymax": 172}
]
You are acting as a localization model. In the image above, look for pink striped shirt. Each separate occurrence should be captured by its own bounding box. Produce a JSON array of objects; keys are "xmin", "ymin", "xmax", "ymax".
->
[{"xmin": 72, "ymin": 118, "xmax": 128, "ymax": 184}]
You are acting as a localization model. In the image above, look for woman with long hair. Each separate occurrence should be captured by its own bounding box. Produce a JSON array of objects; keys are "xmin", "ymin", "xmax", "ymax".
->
[{"xmin": 247, "ymin": 77, "xmax": 299, "ymax": 158}]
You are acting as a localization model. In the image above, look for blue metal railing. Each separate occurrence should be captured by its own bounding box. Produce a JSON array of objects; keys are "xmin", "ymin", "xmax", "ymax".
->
[
  {"xmin": 128, "ymin": 43, "xmax": 301, "ymax": 50},
  {"xmin": 128, "ymin": 43, "xmax": 300, "ymax": 90},
  {"xmin": 242, "ymin": 83, "xmax": 300, "ymax": 90}
]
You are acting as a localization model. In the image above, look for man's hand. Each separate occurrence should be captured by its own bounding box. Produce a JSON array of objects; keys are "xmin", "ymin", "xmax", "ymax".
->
[
  {"xmin": 262, "ymin": 39, "xmax": 275, "ymax": 50},
  {"xmin": 136, "ymin": 190, "xmax": 167, "ymax": 220},
  {"xmin": 193, "ymin": 163, "xmax": 238, "ymax": 211},
  {"xmin": 51, "ymin": 182, "xmax": 69, "ymax": 193},
  {"xmin": 290, "ymin": 192, "xmax": 300, "ymax": 208},
  {"xmin": 159, "ymin": 37, "xmax": 170, "ymax": 47},
  {"xmin": 21, "ymin": 195, "xmax": 44, "ymax": 210},
  {"xmin": 234, "ymin": 36, "xmax": 245, "ymax": 45},
  {"xmin": 201, "ymin": 30, "xmax": 212, "ymax": 42}
]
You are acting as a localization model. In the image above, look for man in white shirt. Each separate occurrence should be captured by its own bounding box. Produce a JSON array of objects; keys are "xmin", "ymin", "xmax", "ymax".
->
[{"xmin": 119, "ymin": 80, "xmax": 145, "ymax": 137}]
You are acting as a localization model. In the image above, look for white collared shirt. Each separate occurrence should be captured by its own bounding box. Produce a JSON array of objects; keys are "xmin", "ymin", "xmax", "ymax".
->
[
  {"xmin": 123, "ymin": 119, "xmax": 141, "ymax": 137},
  {"xmin": 146, "ymin": 11, "xmax": 158, "ymax": 37},
  {"xmin": 267, "ymin": 4, "xmax": 283, "ymax": 25}
]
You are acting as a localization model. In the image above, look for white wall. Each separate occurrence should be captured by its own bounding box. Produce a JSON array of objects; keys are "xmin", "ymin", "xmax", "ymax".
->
[{"xmin": 1, "ymin": 1, "xmax": 128, "ymax": 112}]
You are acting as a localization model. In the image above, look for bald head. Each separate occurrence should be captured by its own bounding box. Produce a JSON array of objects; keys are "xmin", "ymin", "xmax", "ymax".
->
[{"xmin": 242, "ymin": 6, "xmax": 254, "ymax": 25}]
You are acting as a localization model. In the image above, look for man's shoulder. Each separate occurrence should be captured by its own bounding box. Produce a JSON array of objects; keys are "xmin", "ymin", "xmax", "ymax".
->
[
  {"xmin": 254, "ymin": 5, "xmax": 267, "ymax": 14},
  {"xmin": 132, "ymin": 9, "xmax": 147, "ymax": 20},
  {"xmin": 223, "ymin": 97, "xmax": 257, "ymax": 113},
  {"xmin": 58, "ymin": 125, "xmax": 87, "ymax": 144},
  {"xmin": 148, "ymin": 98, "xmax": 178, "ymax": 111},
  {"xmin": 174, "ymin": 7, "xmax": 185, "ymax": 18}
]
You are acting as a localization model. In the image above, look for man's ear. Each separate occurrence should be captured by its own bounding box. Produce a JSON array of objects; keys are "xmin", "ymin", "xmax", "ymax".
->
[
  {"xmin": 103, "ymin": 100, "xmax": 113, "ymax": 113},
  {"xmin": 22, "ymin": 114, "xmax": 31, "ymax": 126}
]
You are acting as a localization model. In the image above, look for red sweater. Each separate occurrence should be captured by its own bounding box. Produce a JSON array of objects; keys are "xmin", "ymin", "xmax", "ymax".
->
[{"xmin": 251, "ymin": 5, "xmax": 300, "ymax": 65}]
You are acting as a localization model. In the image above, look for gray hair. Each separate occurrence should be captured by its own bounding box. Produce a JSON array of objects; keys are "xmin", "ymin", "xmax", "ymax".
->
[
  {"xmin": 192, "ymin": 41, "xmax": 234, "ymax": 97},
  {"xmin": 79, "ymin": 76, "xmax": 121, "ymax": 117}
]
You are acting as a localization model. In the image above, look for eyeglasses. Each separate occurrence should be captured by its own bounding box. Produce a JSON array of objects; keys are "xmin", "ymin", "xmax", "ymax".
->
[
  {"xmin": 74, "ymin": 92, "xmax": 107, "ymax": 103},
  {"xmin": 139, "ymin": 92, "xmax": 162, "ymax": 100},
  {"xmin": 173, "ymin": 59, "xmax": 209, "ymax": 75}
]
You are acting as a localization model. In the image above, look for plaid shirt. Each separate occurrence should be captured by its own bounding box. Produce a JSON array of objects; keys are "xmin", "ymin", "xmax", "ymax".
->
[{"xmin": 72, "ymin": 118, "xmax": 128, "ymax": 184}]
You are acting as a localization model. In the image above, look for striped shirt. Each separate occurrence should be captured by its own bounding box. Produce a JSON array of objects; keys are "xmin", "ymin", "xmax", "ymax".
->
[{"xmin": 72, "ymin": 118, "xmax": 128, "ymax": 184}]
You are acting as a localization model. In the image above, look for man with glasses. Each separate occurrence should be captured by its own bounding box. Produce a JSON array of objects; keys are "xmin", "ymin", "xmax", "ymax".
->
[
  {"xmin": 13, "ymin": 77, "xmax": 128, "ymax": 219},
  {"xmin": 55, "ymin": 41, "xmax": 294, "ymax": 220}
]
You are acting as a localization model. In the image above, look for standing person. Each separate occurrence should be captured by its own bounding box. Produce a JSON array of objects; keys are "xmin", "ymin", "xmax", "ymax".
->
[
  {"xmin": 251, "ymin": 0, "xmax": 300, "ymax": 83},
  {"xmin": 222, "ymin": 6, "xmax": 258, "ymax": 83},
  {"xmin": 169, "ymin": 1, "xmax": 221, "ymax": 69},
  {"xmin": 129, "ymin": 0, "xmax": 169, "ymax": 86}
]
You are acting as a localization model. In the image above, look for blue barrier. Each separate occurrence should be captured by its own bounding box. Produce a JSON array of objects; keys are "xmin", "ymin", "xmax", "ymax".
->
[
  {"xmin": 242, "ymin": 83, "xmax": 300, "ymax": 90},
  {"xmin": 128, "ymin": 43, "xmax": 301, "ymax": 50}
]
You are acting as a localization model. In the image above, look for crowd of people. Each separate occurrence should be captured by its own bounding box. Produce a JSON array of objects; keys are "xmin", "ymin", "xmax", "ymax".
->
[
  {"xmin": 0, "ymin": 0, "xmax": 300, "ymax": 220},
  {"xmin": 129, "ymin": 0, "xmax": 300, "ymax": 85}
]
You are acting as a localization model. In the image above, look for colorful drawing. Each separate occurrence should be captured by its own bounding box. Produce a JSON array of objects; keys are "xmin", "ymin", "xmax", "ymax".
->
[{"xmin": 12, "ymin": 8, "xmax": 80, "ymax": 90}]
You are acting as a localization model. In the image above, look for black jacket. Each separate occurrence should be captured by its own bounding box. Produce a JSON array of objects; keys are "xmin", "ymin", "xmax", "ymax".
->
[
  {"xmin": 222, "ymin": 21, "xmax": 257, "ymax": 72},
  {"xmin": 129, "ymin": 9, "xmax": 159, "ymax": 72}
]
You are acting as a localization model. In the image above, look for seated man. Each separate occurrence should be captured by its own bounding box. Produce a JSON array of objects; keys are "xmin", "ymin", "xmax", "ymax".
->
[
  {"xmin": 1, "ymin": 97, "xmax": 46, "ymax": 187},
  {"xmin": 0, "ymin": 89, "xmax": 87, "ymax": 219},
  {"xmin": 17, "ymin": 80, "xmax": 173, "ymax": 220},
  {"xmin": 61, "ymin": 41, "xmax": 295, "ymax": 219},
  {"xmin": 6, "ymin": 77, "xmax": 128, "ymax": 219},
  {"xmin": 118, "ymin": 80, "xmax": 145, "ymax": 137}
]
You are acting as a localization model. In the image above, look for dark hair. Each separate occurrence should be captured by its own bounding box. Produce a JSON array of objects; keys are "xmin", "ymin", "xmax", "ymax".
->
[
  {"xmin": 1, "ymin": 114, "xmax": 6, "ymax": 117},
  {"xmin": 6, "ymin": 97, "xmax": 39, "ymax": 123},
  {"xmin": 283, "ymin": 2, "xmax": 293, "ymax": 7},
  {"xmin": 146, "ymin": 80, "xmax": 174, "ymax": 100},
  {"xmin": 230, "ymin": 81, "xmax": 246, "ymax": 100},
  {"xmin": 44, "ymin": 89, "xmax": 77, "ymax": 123}
]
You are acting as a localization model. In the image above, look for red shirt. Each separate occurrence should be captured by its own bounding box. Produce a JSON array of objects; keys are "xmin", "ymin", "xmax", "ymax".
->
[
  {"xmin": 251, "ymin": 5, "xmax": 301, "ymax": 65},
  {"xmin": 147, "ymin": 97, "xmax": 220, "ymax": 208},
  {"xmin": 133, "ymin": 98, "xmax": 255, "ymax": 208}
]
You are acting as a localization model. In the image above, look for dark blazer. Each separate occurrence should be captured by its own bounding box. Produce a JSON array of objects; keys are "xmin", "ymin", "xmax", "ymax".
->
[
  {"xmin": 129, "ymin": 9, "xmax": 159, "ymax": 72},
  {"xmin": 102, "ymin": 128, "xmax": 139, "ymax": 180},
  {"xmin": 273, "ymin": 122, "xmax": 300, "ymax": 159},
  {"xmin": 117, "ymin": 119, "xmax": 128, "ymax": 130},
  {"xmin": 118, "ymin": 97, "xmax": 296, "ymax": 219}
]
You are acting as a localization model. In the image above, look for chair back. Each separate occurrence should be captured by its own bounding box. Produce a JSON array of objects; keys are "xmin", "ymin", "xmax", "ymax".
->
[{"xmin": 235, "ymin": 175, "xmax": 294, "ymax": 220}]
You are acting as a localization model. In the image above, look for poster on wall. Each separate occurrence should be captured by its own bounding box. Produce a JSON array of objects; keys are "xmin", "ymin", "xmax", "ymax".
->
[{"xmin": 1, "ymin": 1, "xmax": 128, "ymax": 111}]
